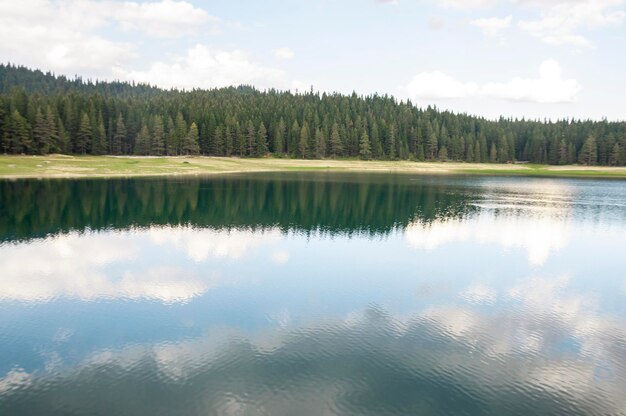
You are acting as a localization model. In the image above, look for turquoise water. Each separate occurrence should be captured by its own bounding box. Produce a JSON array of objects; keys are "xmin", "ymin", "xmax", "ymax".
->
[{"xmin": 1, "ymin": 173, "xmax": 625, "ymax": 415}]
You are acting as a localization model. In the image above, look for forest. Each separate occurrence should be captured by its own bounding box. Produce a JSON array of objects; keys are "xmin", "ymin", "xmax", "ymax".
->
[{"xmin": 1, "ymin": 63, "xmax": 625, "ymax": 166}]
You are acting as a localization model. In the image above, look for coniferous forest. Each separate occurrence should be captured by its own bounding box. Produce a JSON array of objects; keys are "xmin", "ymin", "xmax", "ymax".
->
[{"xmin": 1, "ymin": 63, "xmax": 625, "ymax": 166}]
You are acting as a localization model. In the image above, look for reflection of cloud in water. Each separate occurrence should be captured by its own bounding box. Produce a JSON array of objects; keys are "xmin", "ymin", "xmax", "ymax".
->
[
  {"xmin": 0, "ymin": 227, "xmax": 282, "ymax": 303},
  {"xmin": 3, "ymin": 281, "xmax": 626, "ymax": 415},
  {"xmin": 460, "ymin": 284, "xmax": 497, "ymax": 305},
  {"xmin": 405, "ymin": 214, "xmax": 570, "ymax": 265},
  {"xmin": 148, "ymin": 226, "xmax": 282, "ymax": 262}
]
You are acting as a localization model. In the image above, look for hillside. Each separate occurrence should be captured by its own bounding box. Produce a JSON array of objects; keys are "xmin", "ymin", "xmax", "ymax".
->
[{"xmin": 1, "ymin": 63, "xmax": 625, "ymax": 166}]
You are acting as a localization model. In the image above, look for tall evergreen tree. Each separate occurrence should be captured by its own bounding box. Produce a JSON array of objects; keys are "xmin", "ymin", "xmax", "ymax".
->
[
  {"xmin": 76, "ymin": 113, "xmax": 92, "ymax": 154},
  {"xmin": 330, "ymin": 122, "xmax": 342, "ymax": 158},
  {"xmin": 111, "ymin": 114, "xmax": 126, "ymax": 155},
  {"xmin": 92, "ymin": 112, "xmax": 107, "ymax": 155},
  {"xmin": 299, "ymin": 122, "xmax": 310, "ymax": 159},
  {"xmin": 315, "ymin": 128, "xmax": 326, "ymax": 158},
  {"xmin": 182, "ymin": 122, "xmax": 200, "ymax": 155},
  {"xmin": 257, "ymin": 122, "xmax": 268, "ymax": 156},
  {"xmin": 151, "ymin": 115, "xmax": 165, "ymax": 156},
  {"xmin": 579, "ymin": 135, "xmax": 598, "ymax": 166},
  {"xmin": 33, "ymin": 108, "xmax": 51, "ymax": 154},
  {"xmin": 359, "ymin": 131, "xmax": 372, "ymax": 160},
  {"xmin": 134, "ymin": 125, "xmax": 150, "ymax": 155}
]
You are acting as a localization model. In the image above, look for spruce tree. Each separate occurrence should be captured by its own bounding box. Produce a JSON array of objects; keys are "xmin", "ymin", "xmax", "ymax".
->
[
  {"xmin": 151, "ymin": 115, "xmax": 165, "ymax": 156},
  {"xmin": 92, "ymin": 112, "xmax": 107, "ymax": 155},
  {"xmin": 134, "ymin": 125, "xmax": 150, "ymax": 155},
  {"xmin": 274, "ymin": 118, "xmax": 285, "ymax": 155},
  {"xmin": 246, "ymin": 120, "xmax": 256, "ymax": 156},
  {"xmin": 359, "ymin": 131, "xmax": 372, "ymax": 160},
  {"xmin": 182, "ymin": 122, "xmax": 200, "ymax": 155},
  {"xmin": 224, "ymin": 126, "xmax": 233, "ymax": 156},
  {"xmin": 579, "ymin": 135, "xmax": 597, "ymax": 166},
  {"xmin": 112, "ymin": 114, "xmax": 126, "ymax": 155},
  {"xmin": 299, "ymin": 122, "xmax": 310, "ymax": 159},
  {"xmin": 76, "ymin": 113, "xmax": 92, "ymax": 154},
  {"xmin": 33, "ymin": 108, "xmax": 51, "ymax": 154},
  {"xmin": 330, "ymin": 122, "xmax": 342, "ymax": 158},
  {"xmin": 609, "ymin": 143, "xmax": 620, "ymax": 166},
  {"xmin": 315, "ymin": 128, "xmax": 326, "ymax": 158},
  {"xmin": 257, "ymin": 122, "xmax": 268, "ymax": 156}
]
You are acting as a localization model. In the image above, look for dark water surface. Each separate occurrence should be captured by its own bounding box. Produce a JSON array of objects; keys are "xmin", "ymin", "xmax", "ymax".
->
[{"xmin": 1, "ymin": 173, "xmax": 626, "ymax": 415}]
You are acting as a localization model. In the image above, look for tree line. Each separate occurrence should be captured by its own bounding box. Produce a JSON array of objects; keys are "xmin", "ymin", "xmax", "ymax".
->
[{"xmin": 1, "ymin": 63, "xmax": 625, "ymax": 165}]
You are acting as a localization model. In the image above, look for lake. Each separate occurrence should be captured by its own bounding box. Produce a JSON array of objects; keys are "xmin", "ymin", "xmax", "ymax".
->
[{"xmin": 1, "ymin": 173, "xmax": 626, "ymax": 415}]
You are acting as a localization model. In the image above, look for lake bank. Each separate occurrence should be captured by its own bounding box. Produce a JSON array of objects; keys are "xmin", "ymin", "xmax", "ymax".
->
[{"xmin": 1, "ymin": 154, "xmax": 626, "ymax": 179}]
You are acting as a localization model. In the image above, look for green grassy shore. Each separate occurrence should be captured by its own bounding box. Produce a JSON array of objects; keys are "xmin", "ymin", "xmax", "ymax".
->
[{"xmin": 1, "ymin": 155, "xmax": 626, "ymax": 179}]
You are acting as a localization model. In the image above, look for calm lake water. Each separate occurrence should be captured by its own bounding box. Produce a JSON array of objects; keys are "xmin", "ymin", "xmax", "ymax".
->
[{"xmin": 1, "ymin": 173, "xmax": 626, "ymax": 415}]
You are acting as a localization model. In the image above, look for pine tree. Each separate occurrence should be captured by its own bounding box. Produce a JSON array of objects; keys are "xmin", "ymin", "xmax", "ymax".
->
[
  {"xmin": 182, "ymin": 122, "xmax": 200, "ymax": 155},
  {"xmin": 211, "ymin": 126, "xmax": 223, "ymax": 155},
  {"xmin": 92, "ymin": 112, "xmax": 107, "ymax": 155},
  {"xmin": 45, "ymin": 107, "xmax": 59, "ymax": 153},
  {"xmin": 257, "ymin": 122, "xmax": 268, "ymax": 156},
  {"xmin": 330, "ymin": 122, "xmax": 342, "ymax": 158},
  {"xmin": 112, "ymin": 114, "xmax": 126, "ymax": 155},
  {"xmin": 151, "ymin": 115, "xmax": 165, "ymax": 156},
  {"xmin": 134, "ymin": 125, "xmax": 150, "ymax": 155},
  {"xmin": 224, "ymin": 126, "xmax": 233, "ymax": 156},
  {"xmin": 426, "ymin": 121, "xmax": 438, "ymax": 160},
  {"xmin": 299, "ymin": 122, "xmax": 310, "ymax": 159},
  {"xmin": 315, "ymin": 128, "xmax": 326, "ymax": 158},
  {"xmin": 609, "ymin": 143, "xmax": 620, "ymax": 166},
  {"xmin": 174, "ymin": 112, "xmax": 187, "ymax": 155},
  {"xmin": 439, "ymin": 146, "xmax": 448, "ymax": 161},
  {"xmin": 3, "ymin": 110, "xmax": 31, "ymax": 154},
  {"xmin": 558, "ymin": 139, "xmax": 568, "ymax": 165},
  {"xmin": 416, "ymin": 144, "xmax": 425, "ymax": 161},
  {"xmin": 489, "ymin": 143, "xmax": 498, "ymax": 163},
  {"xmin": 274, "ymin": 118, "xmax": 286, "ymax": 155},
  {"xmin": 76, "ymin": 113, "xmax": 92, "ymax": 154},
  {"xmin": 579, "ymin": 135, "xmax": 597, "ymax": 166},
  {"xmin": 33, "ymin": 108, "xmax": 51, "ymax": 154},
  {"xmin": 289, "ymin": 120, "xmax": 300, "ymax": 155},
  {"xmin": 359, "ymin": 130, "xmax": 372, "ymax": 160},
  {"xmin": 387, "ymin": 123, "xmax": 397, "ymax": 160},
  {"xmin": 246, "ymin": 120, "xmax": 256, "ymax": 156}
]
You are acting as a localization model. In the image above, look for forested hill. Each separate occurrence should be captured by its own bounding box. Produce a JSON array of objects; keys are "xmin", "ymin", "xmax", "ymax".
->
[{"xmin": 1, "ymin": 63, "xmax": 625, "ymax": 165}]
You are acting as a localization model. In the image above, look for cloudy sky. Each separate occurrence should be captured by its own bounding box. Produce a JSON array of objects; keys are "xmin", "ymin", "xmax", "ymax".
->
[{"xmin": 1, "ymin": 0, "xmax": 624, "ymax": 120}]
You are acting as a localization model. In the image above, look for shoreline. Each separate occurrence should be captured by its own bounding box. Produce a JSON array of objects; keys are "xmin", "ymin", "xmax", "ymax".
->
[{"xmin": 1, "ymin": 155, "xmax": 626, "ymax": 180}]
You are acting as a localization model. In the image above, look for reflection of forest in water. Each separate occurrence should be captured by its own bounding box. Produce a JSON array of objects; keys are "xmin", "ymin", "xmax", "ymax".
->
[{"xmin": 0, "ymin": 173, "xmax": 477, "ymax": 242}]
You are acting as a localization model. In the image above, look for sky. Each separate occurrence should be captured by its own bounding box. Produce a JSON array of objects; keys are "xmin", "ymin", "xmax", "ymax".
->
[{"xmin": 0, "ymin": 0, "xmax": 625, "ymax": 120}]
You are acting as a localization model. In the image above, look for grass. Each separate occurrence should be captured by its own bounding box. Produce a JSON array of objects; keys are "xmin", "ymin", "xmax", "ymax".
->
[{"xmin": 0, "ymin": 154, "xmax": 625, "ymax": 179}]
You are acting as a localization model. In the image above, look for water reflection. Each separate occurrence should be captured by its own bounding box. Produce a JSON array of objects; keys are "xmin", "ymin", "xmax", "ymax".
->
[
  {"xmin": 2, "ymin": 296, "xmax": 625, "ymax": 415},
  {"xmin": 1, "ymin": 174, "xmax": 626, "ymax": 415}
]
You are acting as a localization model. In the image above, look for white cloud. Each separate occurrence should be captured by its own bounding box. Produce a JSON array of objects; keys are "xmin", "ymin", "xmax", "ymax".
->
[
  {"xmin": 0, "ymin": 0, "xmax": 133, "ymax": 74},
  {"xmin": 113, "ymin": 0, "xmax": 218, "ymax": 38},
  {"xmin": 482, "ymin": 59, "xmax": 582, "ymax": 103},
  {"xmin": 273, "ymin": 47, "xmax": 295, "ymax": 60},
  {"xmin": 0, "ymin": 0, "xmax": 218, "ymax": 75},
  {"xmin": 405, "ymin": 71, "xmax": 479, "ymax": 99},
  {"xmin": 470, "ymin": 15, "xmax": 512, "ymax": 37},
  {"xmin": 518, "ymin": 0, "xmax": 626, "ymax": 47},
  {"xmin": 440, "ymin": 0, "xmax": 496, "ymax": 9},
  {"xmin": 404, "ymin": 59, "xmax": 581, "ymax": 103},
  {"xmin": 114, "ymin": 44, "xmax": 287, "ymax": 90}
]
